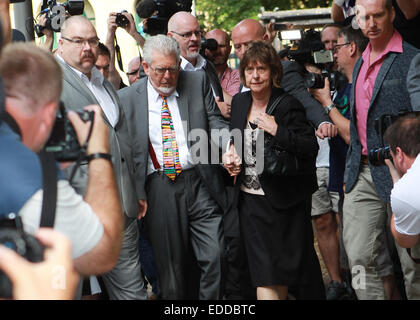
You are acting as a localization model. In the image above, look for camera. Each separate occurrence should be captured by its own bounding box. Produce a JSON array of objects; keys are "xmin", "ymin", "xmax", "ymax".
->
[
  {"xmin": 368, "ymin": 111, "xmax": 410, "ymax": 166},
  {"xmin": 0, "ymin": 214, "xmax": 45, "ymax": 298},
  {"xmin": 44, "ymin": 102, "xmax": 94, "ymax": 162},
  {"xmin": 304, "ymin": 69, "xmax": 338, "ymax": 91},
  {"xmin": 34, "ymin": 0, "xmax": 84, "ymax": 37},
  {"xmin": 115, "ymin": 11, "xmax": 129, "ymax": 28},
  {"xmin": 136, "ymin": 0, "xmax": 192, "ymax": 35}
]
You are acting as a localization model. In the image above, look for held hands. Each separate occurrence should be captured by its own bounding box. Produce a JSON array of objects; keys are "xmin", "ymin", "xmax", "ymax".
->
[
  {"xmin": 215, "ymin": 96, "xmax": 231, "ymax": 119},
  {"xmin": 223, "ymin": 144, "xmax": 242, "ymax": 177},
  {"xmin": 254, "ymin": 112, "xmax": 278, "ymax": 136},
  {"xmin": 108, "ymin": 12, "xmax": 137, "ymax": 37}
]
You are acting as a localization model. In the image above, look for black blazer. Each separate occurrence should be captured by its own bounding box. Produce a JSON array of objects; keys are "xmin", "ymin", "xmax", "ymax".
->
[{"xmin": 230, "ymin": 87, "xmax": 318, "ymax": 210}]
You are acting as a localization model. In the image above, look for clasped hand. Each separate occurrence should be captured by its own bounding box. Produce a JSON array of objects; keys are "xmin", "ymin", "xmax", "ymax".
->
[{"xmin": 223, "ymin": 144, "xmax": 241, "ymax": 177}]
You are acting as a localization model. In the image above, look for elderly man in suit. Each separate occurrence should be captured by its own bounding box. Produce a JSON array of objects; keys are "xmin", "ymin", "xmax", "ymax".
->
[
  {"xmin": 119, "ymin": 35, "xmax": 230, "ymax": 299},
  {"xmin": 56, "ymin": 15, "xmax": 148, "ymax": 300},
  {"xmin": 343, "ymin": 0, "xmax": 420, "ymax": 299}
]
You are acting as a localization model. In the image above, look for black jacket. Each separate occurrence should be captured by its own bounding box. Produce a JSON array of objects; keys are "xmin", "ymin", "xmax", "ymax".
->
[{"xmin": 230, "ymin": 87, "xmax": 318, "ymax": 210}]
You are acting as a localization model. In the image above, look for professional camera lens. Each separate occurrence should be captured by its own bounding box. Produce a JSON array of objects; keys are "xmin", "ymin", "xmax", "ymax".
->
[
  {"xmin": 116, "ymin": 12, "xmax": 129, "ymax": 28},
  {"xmin": 368, "ymin": 145, "xmax": 392, "ymax": 166},
  {"xmin": 304, "ymin": 73, "xmax": 325, "ymax": 89}
]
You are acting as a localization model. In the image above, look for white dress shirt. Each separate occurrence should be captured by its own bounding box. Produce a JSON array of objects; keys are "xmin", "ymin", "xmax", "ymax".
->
[
  {"xmin": 180, "ymin": 55, "xmax": 207, "ymax": 71},
  {"xmin": 147, "ymin": 80, "xmax": 193, "ymax": 175},
  {"xmin": 57, "ymin": 55, "xmax": 119, "ymax": 127}
]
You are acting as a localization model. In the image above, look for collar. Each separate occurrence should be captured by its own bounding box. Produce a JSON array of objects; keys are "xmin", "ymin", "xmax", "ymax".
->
[
  {"xmin": 57, "ymin": 54, "xmax": 103, "ymax": 84},
  {"xmin": 147, "ymin": 79, "xmax": 179, "ymax": 103},
  {"xmin": 180, "ymin": 54, "xmax": 207, "ymax": 71},
  {"xmin": 3, "ymin": 112, "xmax": 22, "ymax": 138},
  {"xmin": 362, "ymin": 30, "xmax": 403, "ymax": 66}
]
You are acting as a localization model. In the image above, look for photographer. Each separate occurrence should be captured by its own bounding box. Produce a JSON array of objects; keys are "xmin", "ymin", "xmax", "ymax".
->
[
  {"xmin": 105, "ymin": 11, "xmax": 145, "ymax": 90},
  {"xmin": 385, "ymin": 114, "xmax": 420, "ymax": 249},
  {"xmin": 0, "ymin": 42, "xmax": 122, "ymax": 296}
]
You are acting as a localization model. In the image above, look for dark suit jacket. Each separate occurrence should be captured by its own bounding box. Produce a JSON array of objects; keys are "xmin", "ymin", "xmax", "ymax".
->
[
  {"xmin": 58, "ymin": 59, "xmax": 139, "ymax": 220},
  {"xmin": 118, "ymin": 70, "xmax": 230, "ymax": 212},
  {"xmin": 230, "ymin": 87, "xmax": 318, "ymax": 210},
  {"xmin": 281, "ymin": 60, "xmax": 331, "ymax": 129},
  {"xmin": 344, "ymin": 40, "xmax": 420, "ymax": 201}
]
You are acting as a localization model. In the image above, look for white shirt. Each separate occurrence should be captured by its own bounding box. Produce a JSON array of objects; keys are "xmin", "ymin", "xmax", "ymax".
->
[
  {"xmin": 180, "ymin": 55, "xmax": 207, "ymax": 71},
  {"xmin": 316, "ymin": 135, "xmax": 330, "ymax": 168},
  {"xmin": 147, "ymin": 80, "xmax": 193, "ymax": 175},
  {"xmin": 391, "ymin": 154, "xmax": 420, "ymax": 235},
  {"xmin": 57, "ymin": 55, "xmax": 119, "ymax": 127},
  {"xmin": 19, "ymin": 180, "xmax": 104, "ymax": 259}
]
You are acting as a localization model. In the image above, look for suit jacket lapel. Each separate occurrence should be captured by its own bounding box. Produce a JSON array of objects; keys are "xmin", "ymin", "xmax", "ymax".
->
[
  {"xmin": 370, "ymin": 52, "xmax": 397, "ymax": 108},
  {"xmin": 136, "ymin": 78, "xmax": 150, "ymax": 142},
  {"xmin": 351, "ymin": 57, "xmax": 363, "ymax": 123},
  {"xmin": 58, "ymin": 59, "xmax": 100, "ymax": 105},
  {"xmin": 175, "ymin": 73, "xmax": 190, "ymax": 146}
]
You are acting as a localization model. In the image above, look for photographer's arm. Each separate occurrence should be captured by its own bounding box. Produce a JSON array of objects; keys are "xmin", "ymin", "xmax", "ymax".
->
[
  {"xmin": 68, "ymin": 105, "xmax": 123, "ymax": 275},
  {"xmin": 38, "ymin": 13, "xmax": 54, "ymax": 52},
  {"xmin": 331, "ymin": 3, "xmax": 345, "ymax": 23},
  {"xmin": 396, "ymin": 0, "xmax": 420, "ymax": 20},
  {"xmin": 0, "ymin": 0, "xmax": 11, "ymax": 46},
  {"xmin": 106, "ymin": 13, "xmax": 123, "ymax": 90},
  {"xmin": 122, "ymin": 12, "xmax": 145, "ymax": 48}
]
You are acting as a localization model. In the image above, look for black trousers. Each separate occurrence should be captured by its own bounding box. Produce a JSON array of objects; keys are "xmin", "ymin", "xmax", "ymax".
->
[{"xmin": 144, "ymin": 168, "xmax": 224, "ymax": 299}]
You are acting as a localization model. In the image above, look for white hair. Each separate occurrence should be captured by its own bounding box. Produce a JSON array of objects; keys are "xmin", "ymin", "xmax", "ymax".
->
[{"xmin": 143, "ymin": 35, "xmax": 180, "ymax": 65}]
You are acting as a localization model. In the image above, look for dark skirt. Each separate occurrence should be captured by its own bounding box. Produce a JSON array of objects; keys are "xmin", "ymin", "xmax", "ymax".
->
[{"xmin": 238, "ymin": 191, "xmax": 324, "ymax": 294}]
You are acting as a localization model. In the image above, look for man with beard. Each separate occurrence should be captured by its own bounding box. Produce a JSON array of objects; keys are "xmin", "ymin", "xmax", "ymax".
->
[
  {"xmin": 168, "ymin": 12, "xmax": 230, "ymax": 119},
  {"xmin": 57, "ymin": 16, "xmax": 148, "ymax": 300},
  {"xmin": 205, "ymin": 29, "xmax": 240, "ymax": 104}
]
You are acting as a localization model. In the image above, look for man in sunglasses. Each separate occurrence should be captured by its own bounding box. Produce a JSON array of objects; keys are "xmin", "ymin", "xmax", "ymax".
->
[{"xmin": 57, "ymin": 15, "xmax": 148, "ymax": 300}]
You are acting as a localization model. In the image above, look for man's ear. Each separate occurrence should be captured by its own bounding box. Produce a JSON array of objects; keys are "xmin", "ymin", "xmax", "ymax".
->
[
  {"xmin": 142, "ymin": 61, "xmax": 150, "ymax": 76},
  {"xmin": 349, "ymin": 42, "xmax": 357, "ymax": 57},
  {"xmin": 395, "ymin": 146, "xmax": 405, "ymax": 165}
]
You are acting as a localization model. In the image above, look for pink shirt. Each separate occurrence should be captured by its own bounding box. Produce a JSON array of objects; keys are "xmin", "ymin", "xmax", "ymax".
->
[
  {"xmin": 355, "ymin": 30, "xmax": 403, "ymax": 155},
  {"xmin": 220, "ymin": 66, "xmax": 241, "ymax": 97}
]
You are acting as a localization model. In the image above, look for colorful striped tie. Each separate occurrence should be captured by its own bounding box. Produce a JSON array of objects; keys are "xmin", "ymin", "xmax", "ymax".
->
[{"xmin": 161, "ymin": 95, "xmax": 182, "ymax": 181}]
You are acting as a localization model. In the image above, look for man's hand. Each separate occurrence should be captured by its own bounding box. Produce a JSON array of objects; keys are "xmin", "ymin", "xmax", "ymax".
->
[
  {"xmin": 385, "ymin": 159, "xmax": 402, "ymax": 185},
  {"xmin": 222, "ymin": 144, "xmax": 241, "ymax": 177},
  {"xmin": 137, "ymin": 199, "xmax": 147, "ymax": 220},
  {"xmin": 108, "ymin": 11, "xmax": 145, "ymax": 47},
  {"xmin": 67, "ymin": 104, "xmax": 110, "ymax": 155},
  {"xmin": 107, "ymin": 12, "xmax": 118, "ymax": 36},
  {"xmin": 316, "ymin": 122, "xmax": 338, "ymax": 139},
  {"xmin": 310, "ymin": 77, "xmax": 333, "ymax": 107},
  {"xmin": 215, "ymin": 96, "xmax": 231, "ymax": 119},
  {"xmin": 0, "ymin": 228, "xmax": 79, "ymax": 300}
]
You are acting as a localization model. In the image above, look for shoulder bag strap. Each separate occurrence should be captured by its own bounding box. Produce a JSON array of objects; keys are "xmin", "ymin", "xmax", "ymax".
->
[
  {"xmin": 38, "ymin": 150, "xmax": 57, "ymax": 228},
  {"xmin": 266, "ymin": 93, "xmax": 287, "ymax": 116}
]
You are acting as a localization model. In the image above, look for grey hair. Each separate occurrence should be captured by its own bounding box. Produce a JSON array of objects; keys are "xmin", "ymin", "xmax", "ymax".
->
[{"xmin": 143, "ymin": 35, "xmax": 180, "ymax": 65}]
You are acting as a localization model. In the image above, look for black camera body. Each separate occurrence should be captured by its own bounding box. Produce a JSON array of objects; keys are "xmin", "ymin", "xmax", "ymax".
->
[
  {"xmin": 0, "ymin": 214, "xmax": 45, "ymax": 298},
  {"xmin": 304, "ymin": 69, "xmax": 338, "ymax": 91},
  {"xmin": 35, "ymin": 0, "xmax": 84, "ymax": 37},
  {"xmin": 115, "ymin": 11, "xmax": 130, "ymax": 28},
  {"xmin": 137, "ymin": 0, "xmax": 192, "ymax": 35},
  {"xmin": 44, "ymin": 102, "xmax": 93, "ymax": 162},
  {"xmin": 368, "ymin": 111, "xmax": 413, "ymax": 166}
]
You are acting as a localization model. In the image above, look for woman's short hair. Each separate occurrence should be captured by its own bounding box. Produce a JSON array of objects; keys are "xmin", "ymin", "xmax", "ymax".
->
[{"xmin": 239, "ymin": 41, "xmax": 283, "ymax": 88}]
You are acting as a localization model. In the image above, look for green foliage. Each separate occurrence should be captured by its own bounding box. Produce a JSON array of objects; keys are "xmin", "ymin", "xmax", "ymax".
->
[{"xmin": 195, "ymin": 0, "xmax": 333, "ymax": 32}]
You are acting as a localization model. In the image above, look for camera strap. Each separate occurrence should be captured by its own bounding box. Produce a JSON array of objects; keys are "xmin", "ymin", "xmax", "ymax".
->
[
  {"xmin": 38, "ymin": 150, "xmax": 57, "ymax": 228},
  {"xmin": 114, "ymin": 36, "xmax": 124, "ymax": 72}
]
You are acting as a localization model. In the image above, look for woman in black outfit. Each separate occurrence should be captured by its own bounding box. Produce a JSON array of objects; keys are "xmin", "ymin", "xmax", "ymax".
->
[{"xmin": 225, "ymin": 41, "xmax": 325, "ymax": 300}]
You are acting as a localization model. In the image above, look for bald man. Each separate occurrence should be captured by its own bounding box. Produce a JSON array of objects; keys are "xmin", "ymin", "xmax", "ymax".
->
[
  {"xmin": 126, "ymin": 56, "xmax": 142, "ymax": 85},
  {"xmin": 205, "ymin": 29, "xmax": 240, "ymax": 99},
  {"xmin": 168, "ymin": 12, "xmax": 230, "ymax": 118},
  {"xmin": 57, "ymin": 16, "xmax": 148, "ymax": 300}
]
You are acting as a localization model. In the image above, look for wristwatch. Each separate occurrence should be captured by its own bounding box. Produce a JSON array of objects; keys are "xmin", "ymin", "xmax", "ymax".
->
[{"xmin": 325, "ymin": 104, "xmax": 336, "ymax": 115}]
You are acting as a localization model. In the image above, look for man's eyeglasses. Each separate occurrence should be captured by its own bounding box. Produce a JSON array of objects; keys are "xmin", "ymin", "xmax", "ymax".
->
[
  {"xmin": 61, "ymin": 36, "xmax": 100, "ymax": 48},
  {"xmin": 333, "ymin": 43, "xmax": 351, "ymax": 53},
  {"xmin": 170, "ymin": 30, "xmax": 201, "ymax": 39},
  {"xmin": 149, "ymin": 65, "xmax": 179, "ymax": 75},
  {"xmin": 126, "ymin": 69, "xmax": 139, "ymax": 76}
]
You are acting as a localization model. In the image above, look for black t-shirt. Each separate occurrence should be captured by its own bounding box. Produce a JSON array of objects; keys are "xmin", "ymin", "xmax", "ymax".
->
[
  {"xmin": 393, "ymin": 0, "xmax": 420, "ymax": 49},
  {"xmin": 328, "ymin": 83, "xmax": 352, "ymax": 193}
]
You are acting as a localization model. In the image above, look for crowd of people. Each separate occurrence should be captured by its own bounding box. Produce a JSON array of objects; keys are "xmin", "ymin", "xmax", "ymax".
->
[{"xmin": 0, "ymin": 0, "xmax": 420, "ymax": 301}]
